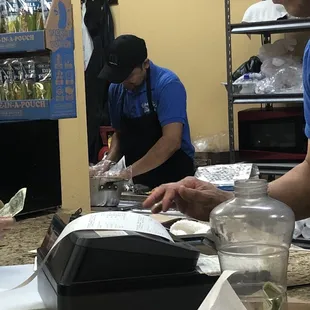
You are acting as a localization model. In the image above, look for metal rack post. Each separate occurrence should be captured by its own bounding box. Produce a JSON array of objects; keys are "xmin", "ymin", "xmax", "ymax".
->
[{"xmin": 224, "ymin": 0, "xmax": 235, "ymax": 163}]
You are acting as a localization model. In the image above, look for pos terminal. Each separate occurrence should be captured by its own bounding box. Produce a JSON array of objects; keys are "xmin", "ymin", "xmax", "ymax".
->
[{"xmin": 37, "ymin": 212, "xmax": 217, "ymax": 310}]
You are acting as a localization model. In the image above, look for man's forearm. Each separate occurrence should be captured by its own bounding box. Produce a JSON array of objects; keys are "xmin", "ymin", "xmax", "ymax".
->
[
  {"xmin": 105, "ymin": 133, "xmax": 122, "ymax": 163},
  {"xmin": 268, "ymin": 160, "xmax": 310, "ymax": 220},
  {"xmin": 131, "ymin": 136, "xmax": 180, "ymax": 177}
]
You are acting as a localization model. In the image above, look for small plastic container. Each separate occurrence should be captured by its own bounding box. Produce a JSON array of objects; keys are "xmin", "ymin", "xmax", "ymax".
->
[
  {"xmin": 210, "ymin": 179, "xmax": 295, "ymax": 309},
  {"xmin": 233, "ymin": 73, "xmax": 264, "ymax": 94}
]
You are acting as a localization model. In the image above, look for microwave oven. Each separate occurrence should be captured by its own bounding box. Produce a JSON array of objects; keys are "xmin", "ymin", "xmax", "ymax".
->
[{"xmin": 238, "ymin": 107, "xmax": 307, "ymax": 162}]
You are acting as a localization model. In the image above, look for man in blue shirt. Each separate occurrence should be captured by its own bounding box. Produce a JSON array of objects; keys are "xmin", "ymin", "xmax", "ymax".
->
[
  {"xmin": 144, "ymin": 1, "xmax": 310, "ymax": 220},
  {"xmin": 99, "ymin": 35, "xmax": 195, "ymax": 189}
]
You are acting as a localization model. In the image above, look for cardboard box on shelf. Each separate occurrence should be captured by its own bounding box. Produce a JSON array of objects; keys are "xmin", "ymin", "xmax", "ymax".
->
[{"xmin": 0, "ymin": 0, "xmax": 76, "ymax": 121}]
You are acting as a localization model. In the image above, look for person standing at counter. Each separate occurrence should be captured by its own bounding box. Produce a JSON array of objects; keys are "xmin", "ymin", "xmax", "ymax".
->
[
  {"xmin": 99, "ymin": 35, "xmax": 195, "ymax": 189},
  {"xmin": 144, "ymin": 0, "xmax": 310, "ymax": 220}
]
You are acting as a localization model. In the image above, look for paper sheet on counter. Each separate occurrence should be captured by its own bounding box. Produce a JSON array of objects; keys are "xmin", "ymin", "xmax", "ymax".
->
[
  {"xmin": 198, "ymin": 270, "xmax": 247, "ymax": 310},
  {"xmin": 0, "ymin": 212, "xmax": 173, "ymax": 292},
  {"xmin": 0, "ymin": 265, "xmax": 46, "ymax": 310}
]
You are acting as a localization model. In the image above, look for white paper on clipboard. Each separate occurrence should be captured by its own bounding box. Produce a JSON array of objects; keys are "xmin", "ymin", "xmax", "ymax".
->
[{"xmin": 0, "ymin": 212, "xmax": 173, "ymax": 292}]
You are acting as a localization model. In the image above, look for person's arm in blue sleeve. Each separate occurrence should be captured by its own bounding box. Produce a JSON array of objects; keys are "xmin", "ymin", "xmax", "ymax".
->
[
  {"xmin": 130, "ymin": 82, "xmax": 186, "ymax": 178},
  {"xmin": 105, "ymin": 85, "xmax": 123, "ymax": 163}
]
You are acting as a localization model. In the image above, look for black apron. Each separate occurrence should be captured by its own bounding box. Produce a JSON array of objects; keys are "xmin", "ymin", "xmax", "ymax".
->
[{"xmin": 119, "ymin": 68, "xmax": 194, "ymax": 189}]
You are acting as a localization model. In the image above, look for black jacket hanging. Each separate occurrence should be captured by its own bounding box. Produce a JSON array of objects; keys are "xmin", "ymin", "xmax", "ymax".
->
[{"xmin": 84, "ymin": 0, "xmax": 115, "ymax": 164}]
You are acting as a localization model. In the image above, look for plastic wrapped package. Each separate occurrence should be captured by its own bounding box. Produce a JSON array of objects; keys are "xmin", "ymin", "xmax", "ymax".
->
[
  {"xmin": 1, "ymin": 59, "xmax": 14, "ymax": 100},
  {"xmin": 228, "ymin": 38, "xmax": 302, "ymax": 95},
  {"xmin": 194, "ymin": 133, "xmax": 229, "ymax": 168},
  {"xmin": 18, "ymin": 0, "xmax": 37, "ymax": 32},
  {"xmin": 6, "ymin": 0, "xmax": 19, "ymax": 32},
  {"xmin": 33, "ymin": 56, "xmax": 52, "ymax": 99},
  {"xmin": 230, "ymin": 38, "xmax": 303, "ymax": 95},
  {"xmin": 255, "ymin": 38, "xmax": 303, "ymax": 94},
  {"xmin": 256, "ymin": 61, "xmax": 303, "ymax": 94},
  {"xmin": 260, "ymin": 55, "xmax": 299, "ymax": 77},
  {"xmin": 22, "ymin": 57, "xmax": 36, "ymax": 99},
  {"xmin": 258, "ymin": 38, "xmax": 297, "ymax": 62},
  {"xmin": 0, "ymin": 56, "xmax": 51, "ymax": 100},
  {"xmin": 294, "ymin": 220, "xmax": 306, "ymax": 239},
  {"xmin": 233, "ymin": 73, "xmax": 264, "ymax": 94},
  {"xmin": 41, "ymin": 0, "xmax": 53, "ymax": 26},
  {"xmin": 193, "ymin": 132, "xmax": 228, "ymax": 153},
  {"xmin": 195, "ymin": 163, "xmax": 260, "ymax": 188},
  {"xmin": 11, "ymin": 58, "xmax": 27, "ymax": 100},
  {"xmin": 293, "ymin": 218, "xmax": 310, "ymax": 240},
  {"xmin": 193, "ymin": 137, "xmax": 209, "ymax": 152},
  {"xmin": 0, "ymin": 0, "xmax": 52, "ymax": 34}
]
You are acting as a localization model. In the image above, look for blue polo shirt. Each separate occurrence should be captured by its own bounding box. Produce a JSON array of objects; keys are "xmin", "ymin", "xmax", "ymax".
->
[
  {"xmin": 108, "ymin": 61, "xmax": 195, "ymax": 159},
  {"xmin": 304, "ymin": 41, "xmax": 310, "ymax": 139}
]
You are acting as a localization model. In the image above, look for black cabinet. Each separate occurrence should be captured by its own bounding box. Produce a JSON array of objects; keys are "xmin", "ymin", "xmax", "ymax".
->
[{"xmin": 0, "ymin": 120, "xmax": 61, "ymax": 215}]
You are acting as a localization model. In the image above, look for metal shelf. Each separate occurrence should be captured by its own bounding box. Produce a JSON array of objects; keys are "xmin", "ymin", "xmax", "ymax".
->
[
  {"xmin": 224, "ymin": 0, "xmax": 308, "ymax": 163},
  {"xmin": 231, "ymin": 18, "xmax": 310, "ymax": 35},
  {"xmin": 256, "ymin": 162, "xmax": 299, "ymax": 169},
  {"xmin": 258, "ymin": 162, "xmax": 299, "ymax": 177},
  {"xmin": 233, "ymin": 93, "xmax": 304, "ymax": 104}
]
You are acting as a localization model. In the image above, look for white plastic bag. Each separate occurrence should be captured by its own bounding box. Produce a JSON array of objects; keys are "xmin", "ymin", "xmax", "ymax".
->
[
  {"xmin": 82, "ymin": 2, "xmax": 94, "ymax": 71},
  {"xmin": 258, "ymin": 38, "xmax": 297, "ymax": 62},
  {"xmin": 242, "ymin": 0, "xmax": 288, "ymax": 23},
  {"xmin": 254, "ymin": 38, "xmax": 303, "ymax": 94}
]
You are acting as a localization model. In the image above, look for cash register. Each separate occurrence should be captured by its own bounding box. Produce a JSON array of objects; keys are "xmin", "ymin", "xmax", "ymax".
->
[{"xmin": 37, "ymin": 211, "xmax": 218, "ymax": 310}]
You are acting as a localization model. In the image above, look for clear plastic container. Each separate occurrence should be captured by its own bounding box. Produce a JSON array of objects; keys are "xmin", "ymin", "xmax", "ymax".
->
[
  {"xmin": 210, "ymin": 179, "xmax": 295, "ymax": 309},
  {"xmin": 233, "ymin": 73, "xmax": 264, "ymax": 95}
]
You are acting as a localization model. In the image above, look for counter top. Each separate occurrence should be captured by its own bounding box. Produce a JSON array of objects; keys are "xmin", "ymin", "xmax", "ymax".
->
[
  {"xmin": 0, "ymin": 212, "xmax": 310, "ymax": 302},
  {"xmin": 0, "ymin": 213, "xmax": 53, "ymax": 266}
]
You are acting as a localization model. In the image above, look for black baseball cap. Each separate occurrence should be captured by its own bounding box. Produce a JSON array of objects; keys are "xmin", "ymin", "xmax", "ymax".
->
[{"xmin": 99, "ymin": 35, "xmax": 148, "ymax": 83}]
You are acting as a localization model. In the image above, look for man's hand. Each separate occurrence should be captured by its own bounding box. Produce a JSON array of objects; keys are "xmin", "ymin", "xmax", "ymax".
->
[
  {"xmin": 143, "ymin": 177, "xmax": 234, "ymax": 221},
  {"xmin": 89, "ymin": 159, "xmax": 115, "ymax": 178},
  {"xmin": 0, "ymin": 217, "xmax": 15, "ymax": 239},
  {"xmin": 105, "ymin": 132, "xmax": 122, "ymax": 163},
  {"xmin": 102, "ymin": 166, "xmax": 133, "ymax": 181}
]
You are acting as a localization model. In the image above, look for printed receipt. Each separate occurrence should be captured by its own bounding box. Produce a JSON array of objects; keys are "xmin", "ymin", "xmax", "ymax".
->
[{"xmin": 0, "ymin": 212, "xmax": 173, "ymax": 292}]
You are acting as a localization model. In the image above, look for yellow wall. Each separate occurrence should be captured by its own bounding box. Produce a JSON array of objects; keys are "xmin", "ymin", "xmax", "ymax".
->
[
  {"xmin": 58, "ymin": 1, "xmax": 90, "ymax": 213},
  {"xmin": 111, "ymin": 0, "xmax": 261, "ymax": 148}
]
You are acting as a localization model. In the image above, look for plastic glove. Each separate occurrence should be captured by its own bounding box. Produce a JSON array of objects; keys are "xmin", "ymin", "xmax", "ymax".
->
[
  {"xmin": 89, "ymin": 159, "xmax": 115, "ymax": 178},
  {"xmin": 120, "ymin": 166, "xmax": 133, "ymax": 180},
  {"xmin": 102, "ymin": 166, "xmax": 133, "ymax": 181}
]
